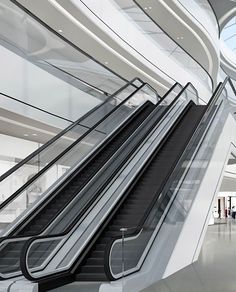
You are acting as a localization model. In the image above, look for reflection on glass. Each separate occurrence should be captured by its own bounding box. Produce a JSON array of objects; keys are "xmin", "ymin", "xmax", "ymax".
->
[
  {"xmin": 0, "ymin": 0, "xmax": 126, "ymax": 122},
  {"xmin": 0, "ymin": 93, "xmax": 72, "ymax": 131}
]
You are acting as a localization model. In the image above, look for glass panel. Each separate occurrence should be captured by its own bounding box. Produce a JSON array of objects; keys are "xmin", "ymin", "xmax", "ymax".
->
[
  {"xmin": 163, "ymin": 84, "xmax": 183, "ymax": 104},
  {"xmin": 80, "ymin": 84, "xmax": 137, "ymax": 128},
  {"xmin": 0, "ymin": 87, "xmax": 148, "ymax": 231},
  {"xmin": 0, "ymin": 82, "xmax": 138, "ymax": 215},
  {"xmin": 0, "ymin": 237, "xmax": 29, "ymax": 277},
  {"xmin": 133, "ymin": 79, "xmax": 143, "ymax": 87},
  {"xmin": 0, "ymin": 93, "xmax": 72, "ymax": 130},
  {"xmin": 0, "ymin": 0, "xmax": 126, "ymax": 127},
  {"xmin": 27, "ymin": 238, "xmax": 62, "ymax": 271}
]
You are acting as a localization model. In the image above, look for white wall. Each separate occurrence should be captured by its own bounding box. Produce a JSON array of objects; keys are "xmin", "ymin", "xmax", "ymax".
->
[
  {"xmin": 73, "ymin": 0, "xmax": 212, "ymax": 100},
  {"xmin": 0, "ymin": 133, "xmax": 39, "ymax": 164}
]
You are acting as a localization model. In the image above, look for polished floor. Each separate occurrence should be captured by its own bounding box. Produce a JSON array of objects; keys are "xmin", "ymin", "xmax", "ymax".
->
[{"xmin": 142, "ymin": 218, "xmax": 236, "ymax": 292}]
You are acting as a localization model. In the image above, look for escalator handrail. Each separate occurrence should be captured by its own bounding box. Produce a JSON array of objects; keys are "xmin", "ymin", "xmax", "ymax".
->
[
  {"xmin": 0, "ymin": 80, "xmax": 147, "ymax": 213},
  {"xmin": 0, "ymin": 77, "xmax": 142, "ymax": 183},
  {"xmin": 17, "ymin": 82, "xmax": 187, "ymax": 282},
  {"xmin": 104, "ymin": 79, "xmax": 228, "ymax": 280}
]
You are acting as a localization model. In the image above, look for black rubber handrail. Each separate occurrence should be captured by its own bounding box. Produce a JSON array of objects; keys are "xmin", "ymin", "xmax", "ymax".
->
[
  {"xmin": 104, "ymin": 78, "xmax": 229, "ymax": 280},
  {"xmin": 0, "ymin": 91, "xmax": 74, "ymax": 123},
  {"xmin": 0, "ymin": 77, "xmax": 141, "ymax": 184},
  {"xmin": 17, "ymin": 82, "xmax": 185, "ymax": 282},
  {"xmin": 0, "ymin": 79, "xmax": 144, "ymax": 212}
]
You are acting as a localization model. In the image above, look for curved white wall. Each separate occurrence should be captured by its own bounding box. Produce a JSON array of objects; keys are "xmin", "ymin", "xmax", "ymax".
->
[{"xmin": 16, "ymin": 0, "xmax": 218, "ymax": 100}]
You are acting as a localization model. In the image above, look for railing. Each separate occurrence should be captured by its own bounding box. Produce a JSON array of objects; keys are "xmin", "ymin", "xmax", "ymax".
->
[
  {"xmin": 0, "ymin": 78, "xmax": 146, "ymax": 234},
  {"xmin": 0, "ymin": 79, "xmax": 160, "ymax": 279},
  {"xmin": 105, "ymin": 77, "xmax": 232, "ymax": 280},
  {"xmin": 17, "ymin": 82, "xmax": 201, "ymax": 281},
  {"xmin": 0, "ymin": 77, "xmax": 142, "ymax": 181},
  {"xmin": 0, "ymin": 90, "xmax": 73, "ymax": 127},
  {"xmin": 17, "ymin": 77, "xmax": 236, "ymax": 286}
]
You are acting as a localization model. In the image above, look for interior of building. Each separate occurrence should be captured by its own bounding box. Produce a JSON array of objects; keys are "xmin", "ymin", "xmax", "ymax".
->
[{"xmin": 0, "ymin": 0, "xmax": 235, "ymax": 291}]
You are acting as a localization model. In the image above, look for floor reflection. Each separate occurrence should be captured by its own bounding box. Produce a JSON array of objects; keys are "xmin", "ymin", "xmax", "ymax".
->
[{"xmin": 142, "ymin": 218, "xmax": 236, "ymax": 292}]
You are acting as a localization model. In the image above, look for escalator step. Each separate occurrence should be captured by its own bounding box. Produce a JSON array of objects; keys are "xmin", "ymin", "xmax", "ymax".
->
[
  {"xmin": 75, "ymin": 272, "xmax": 107, "ymax": 281},
  {"xmin": 85, "ymin": 258, "xmax": 104, "ymax": 266},
  {"xmin": 80, "ymin": 265, "xmax": 105, "ymax": 274}
]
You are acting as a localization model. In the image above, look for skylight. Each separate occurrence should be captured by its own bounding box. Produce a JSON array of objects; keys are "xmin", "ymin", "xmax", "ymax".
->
[{"xmin": 221, "ymin": 16, "xmax": 236, "ymax": 54}]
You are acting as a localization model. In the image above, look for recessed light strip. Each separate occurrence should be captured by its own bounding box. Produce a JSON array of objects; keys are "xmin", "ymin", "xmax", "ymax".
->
[{"xmin": 48, "ymin": 0, "xmax": 170, "ymax": 91}]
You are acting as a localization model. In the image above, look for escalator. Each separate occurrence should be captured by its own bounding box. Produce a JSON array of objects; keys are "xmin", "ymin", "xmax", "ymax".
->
[
  {"xmin": 12, "ymin": 81, "xmax": 203, "ymax": 290},
  {"xmin": 11, "ymin": 81, "xmax": 200, "ymax": 290},
  {"xmin": 8, "ymin": 78, "xmax": 233, "ymax": 292},
  {"xmin": 0, "ymin": 80, "xmax": 185, "ymax": 283},
  {"xmin": 73, "ymin": 101, "xmax": 206, "ymax": 281},
  {"xmin": 0, "ymin": 100, "xmax": 156, "ymax": 274},
  {"xmin": 0, "ymin": 77, "xmax": 141, "ymax": 228},
  {"xmin": 18, "ymin": 102, "xmax": 156, "ymax": 236}
]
